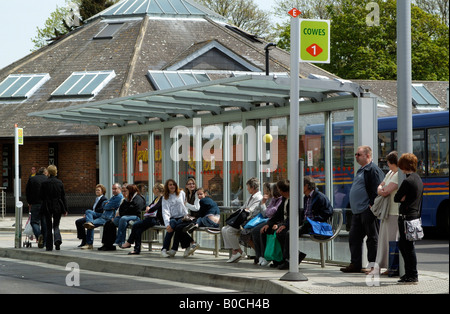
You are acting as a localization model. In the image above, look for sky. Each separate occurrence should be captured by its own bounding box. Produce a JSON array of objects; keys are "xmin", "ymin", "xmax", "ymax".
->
[{"xmin": 0, "ymin": 0, "xmax": 279, "ymax": 70}]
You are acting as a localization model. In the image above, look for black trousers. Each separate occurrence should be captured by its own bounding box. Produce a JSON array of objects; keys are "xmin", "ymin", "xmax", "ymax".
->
[
  {"xmin": 348, "ymin": 208, "xmax": 379, "ymax": 268},
  {"xmin": 127, "ymin": 217, "xmax": 158, "ymax": 253},
  {"xmin": 42, "ymin": 210, "xmax": 62, "ymax": 250},
  {"xmin": 101, "ymin": 220, "xmax": 117, "ymax": 247},
  {"xmin": 398, "ymin": 216, "xmax": 418, "ymax": 279}
]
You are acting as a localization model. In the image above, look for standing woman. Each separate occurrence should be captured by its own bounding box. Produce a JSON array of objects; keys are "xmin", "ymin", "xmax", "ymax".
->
[
  {"xmin": 368, "ymin": 151, "xmax": 399, "ymax": 275},
  {"xmin": 394, "ymin": 153, "xmax": 424, "ymax": 284},
  {"xmin": 161, "ymin": 179, "xmax": 188, "ymax": 257},
  {"xmin": 40, "ymin": 165, "xmax": 68, "ymax": 251}
]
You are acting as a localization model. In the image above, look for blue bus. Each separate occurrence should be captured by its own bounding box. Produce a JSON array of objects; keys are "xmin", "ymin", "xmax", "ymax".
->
[{"xmin": 304, "ymin": 111, "xmax": 449, "ymax": 235}]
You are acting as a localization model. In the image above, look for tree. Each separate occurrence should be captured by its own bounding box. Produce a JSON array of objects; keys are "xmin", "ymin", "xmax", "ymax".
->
[
  {"xmin": 32, "ymin": 0, "xmax": 118, "ymax": 51},
  {"xmin": 197, "ymin": 0, "xmax": 271, "ymax": 38},
  {"xmin": 273, "ymin": 0, "xmax": 449, "ymax": 81}
]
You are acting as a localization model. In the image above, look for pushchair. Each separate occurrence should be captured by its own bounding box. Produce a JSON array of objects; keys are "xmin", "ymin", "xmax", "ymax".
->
[{"xmin": 22, "ymin": 212, "xmax": 34, "ymax": 248}]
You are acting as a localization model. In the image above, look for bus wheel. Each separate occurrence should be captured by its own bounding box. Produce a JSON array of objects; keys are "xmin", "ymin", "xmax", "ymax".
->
[{"xmin": 437, "ymin": 201, "xmax": 449, "ymax": 237}]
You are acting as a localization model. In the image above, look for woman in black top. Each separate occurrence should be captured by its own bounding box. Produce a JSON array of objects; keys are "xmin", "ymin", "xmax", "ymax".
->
[
  {"xmin": 394, "ymin": 153, "xmax": 424, "ymax": 284},
  {"xmin": 122, "ymin": 183, "xmax": 164, "ymax": 254}
]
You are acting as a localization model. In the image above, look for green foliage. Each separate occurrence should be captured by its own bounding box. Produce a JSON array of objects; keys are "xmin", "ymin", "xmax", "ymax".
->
[{"xmin": 274, "ymin": 0, "xmax": 449, "ymax": 81}]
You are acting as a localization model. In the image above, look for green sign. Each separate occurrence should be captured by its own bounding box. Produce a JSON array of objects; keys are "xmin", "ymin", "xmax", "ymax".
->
[{"xmin": 300, "ymin": 19, "xmax": 330, "ymax": 63}]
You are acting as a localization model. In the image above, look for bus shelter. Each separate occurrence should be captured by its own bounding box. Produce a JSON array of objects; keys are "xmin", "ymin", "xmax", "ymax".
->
[{"xmin": 30, "ymin": 74, "xmax": 377, "ymax": 263}]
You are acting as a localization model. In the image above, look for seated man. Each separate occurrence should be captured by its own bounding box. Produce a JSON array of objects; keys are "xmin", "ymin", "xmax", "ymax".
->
[{"xmin": 81, "ymin": 183, "xmax": 123, "ymax": 250}]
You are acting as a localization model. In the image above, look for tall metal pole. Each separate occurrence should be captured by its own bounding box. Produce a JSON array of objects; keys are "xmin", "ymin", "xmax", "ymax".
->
[
  {"xmin": 14, "ymin": 124, "xmax": 22, "ymax": 248},
  {"xmin": 397, "ymin": 0, "xmax": 413, "ymax": 159},
  {"xmin": 280, "ymin": 15, "xmax": 307, "ymax": 281}
]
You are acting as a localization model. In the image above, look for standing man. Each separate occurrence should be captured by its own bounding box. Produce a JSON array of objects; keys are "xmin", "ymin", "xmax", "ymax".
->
[
  {"xmin": 81, "ymin": 183, "xmax": 123, "ymax": 250},
  {"xmin": 341, "ymin": 146, "xmax": 385, "ymax": 273},
  {"xmin": 25, "ymin": 167, "xmax": 48, "ymax": 248},
  {"xmin": 40, "ymin": 165, "xmax": 68, "ymax": 251}
]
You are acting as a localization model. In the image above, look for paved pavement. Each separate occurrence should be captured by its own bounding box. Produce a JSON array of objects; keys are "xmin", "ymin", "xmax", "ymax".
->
[{"xmin": 0, "ymin": 215, "xmax": 448, "ymax": 294}]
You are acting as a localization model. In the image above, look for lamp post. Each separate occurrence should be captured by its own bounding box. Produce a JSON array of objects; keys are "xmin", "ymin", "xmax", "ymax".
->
[{"xmin": 264, "ymin": 43, "xmax": 277, "ymax": 182}]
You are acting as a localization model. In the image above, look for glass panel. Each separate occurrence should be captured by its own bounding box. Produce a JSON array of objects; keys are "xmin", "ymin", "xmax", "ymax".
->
[
  {"xmin": 166, "ymin": 73, "xmax": 185, "ymax": 88},
  {"xmin": 261, "ymin": 117, "xmax": 288, "ymax": 184},
  {"xmin": 158, "ymin": 0, "xmax": 177, "ymax": 14},
  {"xmin": 179, "ymin": 73, "xmax": 198, "ymax": 85},
  {"xmin": 153, "ymin": 132, "xmax": 163, "ymax": 184},
  {"xmin": 228, "ymin": 122, "xmax": 244, "ymax": 206},
  {"xmin": 53, "ymin": 74, "xmax": 84, "ymax": 96},
  {"xmin": 428, "ymin": 127, "xmax": 449, "ymax": 177},
  {"xmin": 378, "ymin": 131, "xmax": 393, "ymax": 173},
  {"xmin": 149, "ymin": 72, "xmax": 172, "ymax": 90},
  {"xmin": 414, "ymin": 85, "xmax": 440, "ymax": 106},
  {"xmin": 148, "ymin": 0, "xmax": 164, "ymax": 14},
  {"xmin": 82, "ymin": 73, "xmax": 110, "ymax": 95},
  {"xmin": 413, "ymin": 130, "xmax": 426, "ymax": 177},
  {"xmin": 202, "ymin": 124, "xmax": 224, "ymax": 206},
  {"xmin": 0, "ymin": 76, "xmax": 18, "ymax": 96},
  {"xmin": 176, "ymin": 126, "xmax": 194, "ymax": 191},
  {"xmin": 2, "ymin": 76, "xmax": 30, "ymax": 97},
  {"xmin": 301, "ymin": 113, "xmax": 326, "ymax": 194},
  {"xmin": 132, "ymin": 133, "xmax": 150, "ymax": 202},
  {"xmin": 411, "ymin": 87, "xmax": 428, "ymax": 105},
  {"xmin": 15, "ymin": 76, "xmax": 43, "ymax": 97},
  {"xmin": 69, "ymin": 74, "xmax": 96, "ymax": 95},
  {"xmin": 170, "ymin": 0, "xmax": 190, "ymax": 14},
  {"xmin": 94, "ymin": 23, "xmax": 123, "ymax": 39},
  {"xmin": 331, "ymin": 110, "xmax": 355, "ymax": 210},
  {"xmin": 113, "ymin": 135, "xmax": 128, "ymax": 185},
  {"xmin": 194, "ymin": 73, "xmax": 210, "ymax": 83}
]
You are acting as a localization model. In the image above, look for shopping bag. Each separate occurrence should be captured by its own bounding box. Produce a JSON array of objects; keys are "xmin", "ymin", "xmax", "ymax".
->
[
  {"xmin": 388, "ymin": 241, "xmax": 399, "ymax": 277},
  {"xmin": 243, "ymin": 213, "xmax": 268, "ymax": 229},
  {"xmin": 23, "ymin": 217, "xmax": 34, "ymax": 237},
  {"xmin": 306, "ymin": 217, "xmax": 333, "ymax": 237},
  {"xmin": 264, "ymin": 233, "xmax": 283, "ymax": 262}
]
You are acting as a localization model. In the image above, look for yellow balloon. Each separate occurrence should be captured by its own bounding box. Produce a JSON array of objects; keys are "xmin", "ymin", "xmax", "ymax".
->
[{"xmin": 263, "ymin": 134, "xmax": 273, "ymax": 143}]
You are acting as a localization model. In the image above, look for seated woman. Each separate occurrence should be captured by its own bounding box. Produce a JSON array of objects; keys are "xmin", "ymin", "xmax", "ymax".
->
[
  {"xmin": 122, "ymin": 183, "xmax": 164, "ymax": 254},
  {"xmin": 173, "ymin": 188, "xmax": 221, "ymax": 257},
  {"xmin": 161, "ymin": 179, "xmax": 188, "ymax": 258},
  {"xmin": 112, "ymin": 184, "xmax": 145, "ymax": 247}
]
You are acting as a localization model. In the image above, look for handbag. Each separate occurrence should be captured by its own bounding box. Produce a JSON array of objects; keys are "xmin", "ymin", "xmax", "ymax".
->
[
  {"xmin": 225, "ymin": 208, "xmax": 249, "ymax": 229},
  {"xmin": 243, "ymin": 213, "xmax": 269, "ymax": 229},
  {"xmin": 404, "ymin": 218, "xmax": 424, "ymax": 241},
  {"xmin": 306, "ymin": 217, "xmax": 333, "ymax": 237},
  {"xmin": 264, "ymin": 233, "xmax": 283, "ymax": 262}
]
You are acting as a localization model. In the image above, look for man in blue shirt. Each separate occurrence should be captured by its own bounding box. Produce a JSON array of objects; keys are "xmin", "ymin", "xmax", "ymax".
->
[
  {"xmin": 341, "ymin": 146, "xmax": 384, "ymax": 273},
  {"xmin": 81, "ymin": 183, "xmax": 124, "ymax": 249}
]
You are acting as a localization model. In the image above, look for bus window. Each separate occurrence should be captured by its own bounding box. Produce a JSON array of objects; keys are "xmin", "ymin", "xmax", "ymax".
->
[
  {"xmin": 413, "ymin": 130, "xmax": 426, "ymax": 176},
  {"xmin": 428, "ymin": 127, "xmax": 449, "ymax": 177}
]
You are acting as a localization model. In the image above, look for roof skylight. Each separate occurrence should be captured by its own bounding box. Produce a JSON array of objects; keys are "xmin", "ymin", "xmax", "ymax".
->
[
  {"xmin": 51, "ymin": 71, "xmax": 116, "ymax": 98},
  {"xmin": 148, "ymin": 70, "xmax": 210, "ymax": 90},
  {"xmin": 0, "ymin": 73, "xmax": 50, "ymax": 100}
]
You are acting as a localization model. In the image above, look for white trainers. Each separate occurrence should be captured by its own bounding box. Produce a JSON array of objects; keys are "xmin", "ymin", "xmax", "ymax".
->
[
  {"xmin": 167, "ymin": 249, "xmax": 177, "ymax": 257},
  {"xmin": 185, "ymin": 243, "xmax": 200, "ymax": 257},
  {"xmin": 259, "ymin": 257, "xmax": 270, "ymax": 266},
  {"xmin": 161, "ymin": 249, "xmax": 170, "ymax": 258},
  {"xmin": 226, "ymin": 252, "xmax": 245, "ymax": 263}
]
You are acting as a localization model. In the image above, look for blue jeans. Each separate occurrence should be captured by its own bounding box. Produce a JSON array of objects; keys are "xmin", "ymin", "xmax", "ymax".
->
[
  {"xmin": 163, "ymin": 217, "xmax": 184, "ymax": 250},
  {"xmin": 30, "ymin": 204, "xmax": 46, "ymax": 239},
  {"xmin": 196, "ymin": 216, "xmax": 219, "ymax": 228},
  {"xmin": 113, "ymin": 215, "xmax": 140, "ymax": 245},
  {"xmin": 85, "ymin": 210, "xmax": 109, "ymax": 245}
]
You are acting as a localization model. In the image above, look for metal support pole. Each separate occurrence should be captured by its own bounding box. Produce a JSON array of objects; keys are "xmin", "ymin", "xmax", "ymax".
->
[
  {"xmin": 397, "ymin": 0, "xmax": 413, "ymax": 158},
  {"xmin": 280, "ymin": 16, "xmax": 307, "ymax": 281},
  {"xmin": 14, "ymin": 125, "xmax": 22, "ymax": 248}
]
